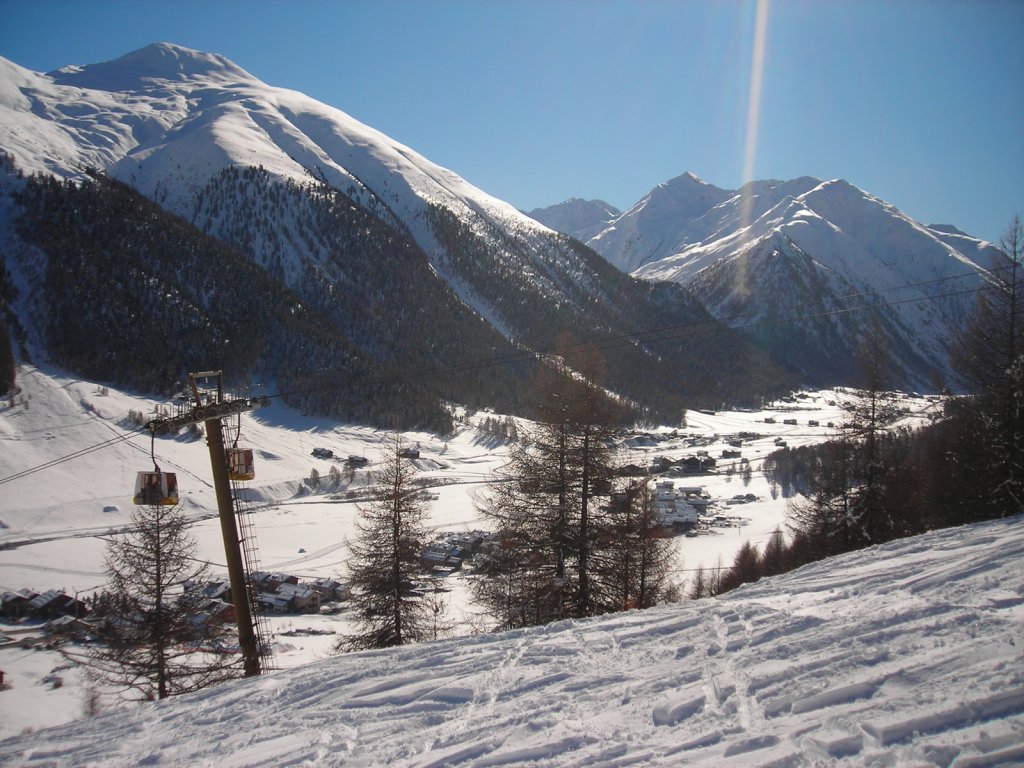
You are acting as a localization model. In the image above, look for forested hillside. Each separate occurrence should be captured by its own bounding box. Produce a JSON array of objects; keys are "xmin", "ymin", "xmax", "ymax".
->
[
  {"xmin": 2, "ymin": 158, "xmax": 798, "ymax": 427},
  {"xmin": 7, "ymin": 171, "xmax": 454, "ymax": 430}
]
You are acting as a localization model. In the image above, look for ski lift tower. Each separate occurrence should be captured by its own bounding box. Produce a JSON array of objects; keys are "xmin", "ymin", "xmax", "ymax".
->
[{"xmin": 148, "ymin": 370, "xmax": 270, "ymax": 677}]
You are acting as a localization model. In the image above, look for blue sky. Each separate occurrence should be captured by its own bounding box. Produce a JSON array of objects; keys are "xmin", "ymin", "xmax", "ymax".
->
[{"xmin": 1, "ymin": 0, "xmax": 1021, "ymax": 243}]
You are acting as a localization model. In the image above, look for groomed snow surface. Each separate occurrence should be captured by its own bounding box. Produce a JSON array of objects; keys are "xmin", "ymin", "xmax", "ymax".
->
[
  {"xmin": 1, "ymin": 368, "xmax": 1022, "ymax": 766},
  {"xmin": 3, "ymin": 521, "xmax": 1022, "ymax": 767}
]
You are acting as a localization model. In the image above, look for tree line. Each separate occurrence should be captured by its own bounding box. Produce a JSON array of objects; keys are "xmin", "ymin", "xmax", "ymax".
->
[
  {"xmin": 709, "ymin": 216, "xmax": 1023, "ymax": 596},
  {"xmin": 340, "ymin": 335, "xmax": 680, "ymax": 650}
]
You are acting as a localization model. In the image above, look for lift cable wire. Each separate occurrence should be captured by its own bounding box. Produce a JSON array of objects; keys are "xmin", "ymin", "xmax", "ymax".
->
[{"xmin": 0, "ymin": 427, "xmax": 147, "ymax": 487}]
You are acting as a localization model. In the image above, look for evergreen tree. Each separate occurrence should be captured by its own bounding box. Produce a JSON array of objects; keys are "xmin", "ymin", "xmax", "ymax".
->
[
  {"xmin": 951, "ymin": 215, "xmax": 1024, "ymax": 516},
  {"xmin": 786, "ymin": 437, "xmax": 858, "ymax": 559},
  {"xmin": 718, "ymin": 541, "xmax": 763, "ymax": 594},
  {"xmin": 840, "ymin": 323, "xmax": 904, "ymax": 545},
  {"xmin": 787, "ymin": 324, "xmax": 903, "ymax": 555},
  {"xmin": 591, "ymin": 479, "xmax": 678, "ymax": 611},
  {"xmin": 474, "ymin": 337, "xmax": 623, "ymax": 626},
  {"xmin": 759, "ymin": 528, "xmax": 786, "ymax": 577},
  {"xmin": 338, "ymin": 435, "xmax": 433, "ymax": 650},
  {"xmin": 688, "ymin": 566, "xmax": 710, "ymax": 600},
  {"xmin": 87, "ymin": 501, "xmax": 239, "ymax": 701}
]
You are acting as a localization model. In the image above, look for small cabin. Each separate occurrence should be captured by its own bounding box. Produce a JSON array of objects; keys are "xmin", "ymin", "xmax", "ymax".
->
[
  {"xmin": 227, "ymin": 448, "xmax": 255, "ymax": 481},
  {"xmin": 133, "ymin": 471, "xmax": 179, "ymax": 506}
]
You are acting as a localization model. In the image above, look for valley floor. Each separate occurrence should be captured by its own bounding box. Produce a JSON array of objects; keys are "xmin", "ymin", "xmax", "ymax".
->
[{"xmin": 0, "ymin": 366, "xmax": 955, "ymax": 756}]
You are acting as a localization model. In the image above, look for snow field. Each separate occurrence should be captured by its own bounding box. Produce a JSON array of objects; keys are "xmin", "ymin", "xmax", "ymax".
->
[
  {"xmin": 1, "ymin": 516, "xmax": 1021, "ymax": 766},
  {"xmin": 1, "ymin": 366, "xmax": 943, "ymax": 751}
]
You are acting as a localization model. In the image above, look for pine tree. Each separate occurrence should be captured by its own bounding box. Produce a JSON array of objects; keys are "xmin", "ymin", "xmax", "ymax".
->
[
  {"xmin": 759, "ymin": 528, "xmax": 786, "ymax": 577},
  {"xmin": 86, "ymin": 501, "xmax": 239, "ymax": 701},
  {"xmin": 840, "ymin": 322, "xmax": 903, "ymax": 546},
  {"xmin": 788, "ymin": 324, "xmax": 903, "ymax": 556},
  {"xmin": 718, "ymin": 541, "xmax": 763, "ymax": 594},
  {"xmin": 688, "ymin": 566, "xmax": 710, "ymax": 600},
  {"xmin": 591, "ymin": 480, "xmax": 677, "ymax": 611},
  {"xmin": 474, "ymin": 338, "xmax": 624, "ymax": 626},
  {"xmin": 337, "ymin": 435, "xmax": 433, "ymax": 650},
  {"xmin": 951, "ymin": 215, "xmax": 1024, "ymax": 516},
  {"xmin": 786, "ymin": 438, "xmax": 857, "ymax": 558}
]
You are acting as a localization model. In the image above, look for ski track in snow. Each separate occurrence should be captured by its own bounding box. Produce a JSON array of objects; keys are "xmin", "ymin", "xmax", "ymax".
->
[
  {"xmin": 0, "ymin": 370, "xmax": 1017, "ymax": 766},
  {"xmin": 1, "ymin": 517, "xmax": 1022, "ymax": 767}
]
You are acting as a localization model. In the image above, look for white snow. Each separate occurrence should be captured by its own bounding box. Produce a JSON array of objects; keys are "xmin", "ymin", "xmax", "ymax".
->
[
  {"xmin": 582, "ymin": 172, "xmax": 998, "ymax": 388},
  {"xmin": 0, "ymin": 44, "xmax": 553, "ymax": 263},
  {"xmin": 4, "ymin": 367, "xmax": 1016, "ymax": 767}
]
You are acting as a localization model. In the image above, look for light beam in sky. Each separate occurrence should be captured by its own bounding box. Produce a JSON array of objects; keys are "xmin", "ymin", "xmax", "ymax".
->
[
  {"xmin": 741, "ymin": 0, "xmax": 770, "ymax": 229},
  {"xmin": 736, "ymin": 0, "xmax": 770, "ymax": 296}
]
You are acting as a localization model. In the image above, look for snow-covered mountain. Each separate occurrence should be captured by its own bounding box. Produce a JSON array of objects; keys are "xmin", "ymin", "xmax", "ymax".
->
[
  {"xmin": 2, "ymin": 498, "xmax": 1021, "ymax": 766},
  {"xmin": 0, "ymin": 44, "xmax": 794, "ymax": 419},
  {"xmin": 1, "ymin": 43, "xmax": 516, "ymax": 235},
  {"xmin": 539, "ymin": 173, "xmax": 998, "ymax": 390},
  {"xmin": 525, "ymin": 197, "xmax": 620, "ymax": 243}
]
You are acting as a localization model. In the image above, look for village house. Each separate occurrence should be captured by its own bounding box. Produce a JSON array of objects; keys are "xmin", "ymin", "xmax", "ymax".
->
[
  {"xmin": 648, "ymin": 456, "xmax": 671, "ymax": 474},
  {"xmin": 251, "ymin": 572, "xmax": 300, "ymax": 592},
  {"xmin": 309, "ymin": 578, "xmax": 350, "ymax": 602},
  {"xmin": 256, "ymin": 593, "xmax": 292, "ymax": 613},
  {"xmin": 421, "ymin": 541, "xmax": 466, "ymax": 573},
  {"xmin": 45, "ymin": 615, "xmax": 93, "ymax": 639},
  {"xmin": 671, "ymin": 456, "xmax": 717, "ymax": 475},
  {"xmin": 276, "ymin": 583, "xmax": 320, "ymax": 613},
  {"xmin": 27, "ymin": 590, "xmax": 88, "ymax": 620},
  {"xmin": 652, "ymin": 481, "xmax": 700, "ymax": 528},
  {"xmin": 191, "ymin": 600, "xmax": 236, "ymax": 631},
  {"xmin": 1, "ymin": 589, "xmax": 39, "ymax": 620}
]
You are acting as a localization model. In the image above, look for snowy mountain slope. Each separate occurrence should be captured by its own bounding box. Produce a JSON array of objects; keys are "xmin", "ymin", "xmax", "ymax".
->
[
  {"xmin": 2, "ymin": 506, "xmax": 1020, "ymax": 767},
  {"xmin": 0, "ymin": 43, "xmax": 798, "ymax": 417},
  {"xmin": 525, "ymin": 198, "xmax": 621, "ymax": 243},
  {"xmin": 0, "ymin": 42, "xmax": 545, "ymax": 315},
  {"xmin": 1, "ymin": 43, "xmax": 531, "ymax": 244},
  {"xmin": 539, "ymin": 172, "xmax": 998, "ymax": 390},
  {"xmin": 1, "ymin": 365, "xmax": 944, "ymax": 740}
]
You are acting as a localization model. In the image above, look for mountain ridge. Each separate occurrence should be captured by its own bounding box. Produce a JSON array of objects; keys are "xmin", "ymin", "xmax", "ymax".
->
[
  {"xmin": 0, "ymin": 44, "xmax": 795, "ymax": 422},
  {"xmin": 536, "ymin": 171, "xmax": 996, "ymax": 390}
]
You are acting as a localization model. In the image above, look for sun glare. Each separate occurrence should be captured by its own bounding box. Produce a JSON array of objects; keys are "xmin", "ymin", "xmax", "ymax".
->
[{"xmin": 736, "ymin": 0, "xmax": 770, "ymax": 295}]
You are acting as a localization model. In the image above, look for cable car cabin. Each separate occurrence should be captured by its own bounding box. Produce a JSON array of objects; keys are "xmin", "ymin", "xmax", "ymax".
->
[
  {"xmin": 133, "ymin": 472, "xmax": 179, "ymax": 506},
  {"xmin": 227, "ymin": 448, "xmax": 255, "ymax": 481}
]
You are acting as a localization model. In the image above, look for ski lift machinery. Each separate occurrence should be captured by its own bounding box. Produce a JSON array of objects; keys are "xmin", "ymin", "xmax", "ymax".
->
[{"xmin": 141, "ymin": 370, "xmax": 271, "ymax": 677}]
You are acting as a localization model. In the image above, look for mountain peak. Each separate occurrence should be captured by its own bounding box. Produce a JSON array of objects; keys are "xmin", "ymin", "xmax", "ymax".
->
[
  {"xmin": 637, "ymin": 171, "xmax": 729, "ymax": 219},
  {"xmin": 662, "ymin": 171, "xmax": 712, "ymax": 190},
  {"xmin": 49, "ymin": 42, "xmax": 252, "ymax": 89},
  {"xmin": 526, "ymin": 198, "xmax": 621, "ymax": 239}
]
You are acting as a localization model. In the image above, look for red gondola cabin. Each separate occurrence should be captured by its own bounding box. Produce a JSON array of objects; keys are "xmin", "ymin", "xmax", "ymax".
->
[
  {"xmin": 227, "ymin": 448, "xmax": 255, "ymax": 481},
  {"xmin": 133, "ymin": 471, "xmax": 179, "ymax": 506}
]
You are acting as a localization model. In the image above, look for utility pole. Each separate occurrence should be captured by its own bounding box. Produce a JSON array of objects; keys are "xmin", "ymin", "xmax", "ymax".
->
[{"xmin": 149, "ymin": 370, "xmax": 269, "ymax": 677}]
